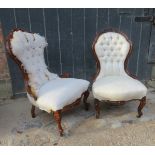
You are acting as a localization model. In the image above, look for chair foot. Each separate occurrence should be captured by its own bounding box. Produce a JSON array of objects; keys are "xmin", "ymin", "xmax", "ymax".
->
[
  {"xmin": 53, "ymin": 110, "xmax": 64, "ymax": 136},
  {"xmin": 31, "ymin": 105, "xmax": 36, "ymax": 118},
  {"xmin": 137, "ymin": 97, "xmax": 146, "ymax": 118},
  {"xmin": 94, "ymin": 99, "xmax": 100, "ymax": 119},
  {"xmin": 83, "ymin": 90, "xmax": 90, "ymax": 111}
]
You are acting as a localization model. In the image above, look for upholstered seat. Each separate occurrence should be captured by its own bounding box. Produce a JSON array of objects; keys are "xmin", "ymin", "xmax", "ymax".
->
[
  {"xmin": 35, "ymin": 78, "xmax": 89, "ymax": 112},
  {"xmin": 93, "ymin": 76, "xmax": 147, "ymax": 101},
  {"xmin": 92, "ymin": 29, "xmax": 147, "ymax": 118},
  {"xmin": 6, "ymin": 29, "xmax": 90, "ymax": 136}
]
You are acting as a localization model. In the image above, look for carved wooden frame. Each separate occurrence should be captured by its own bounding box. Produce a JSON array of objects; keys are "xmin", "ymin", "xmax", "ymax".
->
[
  {"xmin": 6, "ymin": 28, "xmax": 90, "ymax": 136},
  {"xmin": 92, "ymin": 28, "xmax": 146, "ymax": 119}
]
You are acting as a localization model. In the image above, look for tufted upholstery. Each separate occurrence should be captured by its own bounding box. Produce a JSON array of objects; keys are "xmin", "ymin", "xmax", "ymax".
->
[
  {"xmin": 92, "ymin": 31, "xmax": 147, "ymax": 101},
  {"xmin": 10, "ymin": 30, "xmax": 90, "ymax": 112},
  {"xmin": 94, "ymin": 32, "xmax": 130, "ymax": 80},
  {"xmin": 11, "ymin": 31, "xmax": 59, "ymax": 95}
]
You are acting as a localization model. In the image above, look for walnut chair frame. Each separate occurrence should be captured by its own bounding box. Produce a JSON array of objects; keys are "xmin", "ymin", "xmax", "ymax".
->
[
  {"xmin": 6, "ymin": 28, "xmax": 90, "ymax": 136},
  {"xmin": 92, "ymin": 28, "xmax": 146, "ymax": 119}
]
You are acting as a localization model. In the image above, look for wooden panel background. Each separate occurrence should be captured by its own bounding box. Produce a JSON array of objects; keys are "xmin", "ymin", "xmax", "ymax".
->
[{"xmin": 0, "ymin": 8, "xmax": 153, "ymax": 96}]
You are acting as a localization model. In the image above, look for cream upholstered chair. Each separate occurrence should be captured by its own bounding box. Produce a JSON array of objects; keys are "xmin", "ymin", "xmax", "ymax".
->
[
  {"xmin": 92, "ymin": 29, "xmax": 147, "ymax": 119},
  {"xmin": 6, "ymin": 29, "xmax": 90, "ymax": 136}
]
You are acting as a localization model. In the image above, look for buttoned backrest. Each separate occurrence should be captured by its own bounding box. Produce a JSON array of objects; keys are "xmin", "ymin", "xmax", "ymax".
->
[
  {"xmin": 10, "ymin": 30, "xmax": 58, "ymax": 95},
  {"xmin": 94, "ymin": 31, "xmax": 131, "ymax": 80}
]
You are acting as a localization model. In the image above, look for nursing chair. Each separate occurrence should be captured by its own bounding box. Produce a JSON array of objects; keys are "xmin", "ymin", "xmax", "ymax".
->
[
  {"xmin": 92, "ymin": 29, "xmax": 147, "ymax": 119},
  {"xmin": 6, "ymin": 29, "xmax": 90, "ymax": 136}
]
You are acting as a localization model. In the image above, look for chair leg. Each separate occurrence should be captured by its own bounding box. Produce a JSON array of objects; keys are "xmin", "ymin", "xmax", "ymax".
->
[
  {"xmin": 137, "ymin": 97, "xmax": 146, "ymax": 118},
  {"xmin": 83, "ymin": 90, "xmax": 90, "ymax": 111},
  {"xmin": 94, "ymin": 99, "xmax": 100, "ymax": 119},
  {"xmin": 31, "ymin": 105, "xmax": 36, "ymax": 118},
  {"xmin": 53, "ymin": 110, "xmax": 64, "ymax": 136}
]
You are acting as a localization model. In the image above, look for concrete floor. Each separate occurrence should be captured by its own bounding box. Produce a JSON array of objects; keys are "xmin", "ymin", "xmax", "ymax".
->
[
  {"xmin": 0, "ymin": 80, "xmax": 12, "ymax": 99},
  {"xmin": 0, "ymin": 88, "xmax": 155, "ymax": 145}
]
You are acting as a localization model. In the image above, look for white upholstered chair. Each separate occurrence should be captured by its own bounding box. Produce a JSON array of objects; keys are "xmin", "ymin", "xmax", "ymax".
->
[
  {"xmin": 92, "ymin": 29, "xmax": 147, "ymax": 119},
  {"xmin": 6, "ymin": 29, "xmax": 90, "ymax": 136}
]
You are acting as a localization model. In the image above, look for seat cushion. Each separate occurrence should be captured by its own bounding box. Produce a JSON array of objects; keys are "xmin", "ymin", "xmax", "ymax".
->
[
  {"xmin": 36, "ymin": 78, "xmax": 89, "ymax": 112},
  {"xmin": 92, "ymin": 76, "xmax": 147, "ymax": 101}
]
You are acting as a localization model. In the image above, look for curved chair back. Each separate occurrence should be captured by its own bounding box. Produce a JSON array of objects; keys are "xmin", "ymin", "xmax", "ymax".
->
[
  {"xmin": 92, "ymin": 29, "xmax": 132, "ymax": 81},
  {"xmin": 6, "ymin": 29, "xmax": 58, "ymax": 99}
]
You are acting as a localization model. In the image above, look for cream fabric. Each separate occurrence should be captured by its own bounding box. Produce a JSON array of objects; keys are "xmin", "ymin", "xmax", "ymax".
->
[
  {"xmin": 95, "ymin": 32, "xmax": 130, "ymax": 80},
  {"xmin": 36, "ymin": 78, "xmax": 89, "ymax": 112},
  {"xmin": 93, "ymin": 76, "xmax": 147, "ymax": 101},
  {"xmin": 10, "ymin": 30, "xmax": 90, "ymax": 112},
  {"xmin": 93, "ymin": 32, "xmax": 147, "ymax": 101},
  {"xmin": 11, "ymin": 31, "xmax": 59, "ymax": 95}
]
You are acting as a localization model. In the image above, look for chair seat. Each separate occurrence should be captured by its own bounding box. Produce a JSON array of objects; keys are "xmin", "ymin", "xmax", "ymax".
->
[
  {"xmin": 92, "ymin": 76, "xmax": 147, "ymax": 101},
  {"xmin": 36, "ymin": 78, "xmax": 89, "ymax": 112}
]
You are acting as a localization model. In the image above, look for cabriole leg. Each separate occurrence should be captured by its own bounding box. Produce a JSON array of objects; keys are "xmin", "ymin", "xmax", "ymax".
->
[
  {"xmin": 53, "ymin": 110, "xmax": 64, "ymax": 136},
  {"xmin": 83, "ymin": 90, "xmax": 90, "ymax": 111},
  {"xmin": 94, "ymin": 98, "xmax": 100, "ymax": 119},
  {"xmin": 31, "ymin": 105, "xmax": 36, "ymax": 118},
  {"xmin": 137, "ymin": 97, "xmax": 146, "ymax": 118}
]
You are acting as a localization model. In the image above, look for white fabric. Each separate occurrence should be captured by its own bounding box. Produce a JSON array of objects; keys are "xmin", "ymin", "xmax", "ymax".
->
[
  {"xmin": 93, "ymin": 76, "xmax": 147, "ymax": 101},
  {"xmin": 36, "ymin": 78, "xmax": 89, "ymax": 112},
  {"xmin": 93, "ymin": 31, "xmax": 147, "ymax": 101},
  {"xmin": 11, "ymin": 31, "xmax": 59, "ymax": 95},
  {"xmin": 95, "ymin": 32, "xmax": 130, "ymax": 80},
  {"xmin": 11, "ymin": 30, "xmax": 90, "ymax": 112}
]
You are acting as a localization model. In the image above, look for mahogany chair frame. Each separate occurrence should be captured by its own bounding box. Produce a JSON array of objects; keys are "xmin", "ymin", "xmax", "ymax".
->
[
  {"xmin": 6, "ymin": 28, "xmax": 89, "ymax": 136},
  {"xmin": 92, "ymin": 28, "xmax": 146, "ymax": 119}
]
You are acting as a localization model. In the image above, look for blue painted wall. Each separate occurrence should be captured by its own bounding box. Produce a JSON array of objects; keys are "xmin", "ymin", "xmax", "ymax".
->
[{"xmin": 0, "ymin": 8, "xmax": 153, "ymax": 95}]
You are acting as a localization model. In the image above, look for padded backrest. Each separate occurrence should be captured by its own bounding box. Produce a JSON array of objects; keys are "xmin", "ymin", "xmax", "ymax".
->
[
  {"xmin": 94, "ymin": 31, "xmax": 130, "ymax": 80},
  {"xmin": 10, "ymin": 30, "xmax": 58, "ymax": 95}
]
